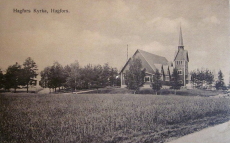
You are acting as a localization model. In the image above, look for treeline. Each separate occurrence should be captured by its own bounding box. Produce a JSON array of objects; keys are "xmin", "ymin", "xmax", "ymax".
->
[
  {"xmin": 0, "ymin": 57, "xmax": 38, "ymax": 93},
  {"xmin": 39, "ymin": 61, "xmax": 120, "ymax": 92},
  {"xmin": 190, "ymin": 69, "xmax": 226, "ymax": 90}
]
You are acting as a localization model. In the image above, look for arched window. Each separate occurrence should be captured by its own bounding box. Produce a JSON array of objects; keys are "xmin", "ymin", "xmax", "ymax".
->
[
  {"xmin": 144, "ymin": 76, "xmax": 150, "ymax": 82},
  {"xmin": 177, "ymin": 70, "xmax": 182, "ymax": 75}
]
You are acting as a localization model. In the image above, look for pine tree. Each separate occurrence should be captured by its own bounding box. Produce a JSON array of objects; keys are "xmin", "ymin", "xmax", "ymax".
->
[
  {"xmin": 49, "ymin": 62, "xmax": 65, "ymax": 92},
  {"xmin": 65, "ymin": 61, "xmax": 80, "ymax": 92},
  {"xmin": 215, "ymin": 70, "xmax": 225, "ymax": 90},
  {"xmin": 171, "ymin": 68, "xmax": 182, "ymax": 94},
  {"xmin": 151, "ymin": 69, "xmax": 162, "ymax": 95},
  {"xmin": 22, "ymin": 57, "xmax": 38, "ymax": 93},
  {"xmin": 4, "ymin": 62, "xmax": 23, "ymax": 92},
  {"xmin": 40, "ymin": 66, "xmax": 51, "ymax": 88},
  {"xmin": 125, "ymin": 58, "xmax": 145, "ymax": 94}
]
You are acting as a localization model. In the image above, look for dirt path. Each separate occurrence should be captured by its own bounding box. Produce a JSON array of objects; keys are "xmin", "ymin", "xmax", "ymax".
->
[
  {"xmin": 37, "ymin": 88, "xmax": 51, "ymax": 94},
  {"xmin": 73, "ymin": 89, "xmax": 96, "ymax": 94},
  {"xmin": 168, "ymin": 120, "xmax": 230, "ymax": 143},
  {"xmin": 37, "ymin": 88, "xmax": 97, "ymax": 94}
]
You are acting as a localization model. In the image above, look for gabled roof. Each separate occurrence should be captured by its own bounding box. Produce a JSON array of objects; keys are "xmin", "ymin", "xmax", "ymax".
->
[
  {"xmin": 155, "ymin": 64, "xmax": 163, "ymax": 71},
  {"xmin": 120, "ymin": 58, "xmax": 131, "ymax": 74},
  {"xmin": 174, "ymin": 49, "xmax": 189, "ymax": 62},
  {"xmin": 120, "ymin": 49, "xmax": 169, "ymax": 74},
  {"xmin": 138, "ymin": 49, "xmax": 168, "ymax": 65}
]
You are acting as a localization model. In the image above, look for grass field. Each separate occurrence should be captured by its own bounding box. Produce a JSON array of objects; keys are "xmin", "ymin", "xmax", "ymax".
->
[{"xmin": 0, "ymin": 93, "xmax": 230, "ymax": 143}]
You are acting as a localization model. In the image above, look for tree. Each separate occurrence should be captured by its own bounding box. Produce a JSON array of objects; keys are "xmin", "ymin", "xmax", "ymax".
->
[
  {"xmin": 101, "ymin": 63, "xmax": 110, "ymax": 87},
  {"xmin": 115, "ymin": 75, "xmax": 121, "ymax": 87},
  {"xmin": 108, "ymin": 67, "xmax": 118, "ymax": 86},
  {"xmin": 204, "ymin": 69, "xmax": 214, "ymax": 88},
  {"xmin": 65, "ymin": 61, "xmax": 81, "ymax": 92},
  {"xmin": 22, "ymin": 57, "xmax": 38, "ymax": 93},
  {"xmin": 190, "ymin": 69, "xmax": 214, "ymax": 89},
  {"xmin": 190, "ymin": 71, "xmax": 197, "ymax": 88},
  {"xmin": 63, "ymin": 64, "xmax": 71, "ymax": 88},
  {"xmin": 215, "ymin": 70, "xmax": 225, "ymax": 90},
  {"xmin": 80, "ymin": 64, "xmax": 94, "ymax": 89},
  {"xmin": 171, "ymin": 68, "xmax": 182, "ymax": 94},
  {"xmin": 40, "ymin": 66, "xmax": 51, "ymax": 88},
  {"xmin": 125, "ymin": 58, "xmax": 145, "ymax": 94},
  {"xmin": 4, "ymin": 63, "xmax": 23, "ymax": 93},
  {"xmin": 151, "ymin": 69, "xmax": 162, "ymax": 95},
  {"xmin": 91, "ymin": 65, "xmax": 103, "ymax": 92},
  {"xmin": 49, "ymin": 62, "xmax": 65, "ymax": 92}
]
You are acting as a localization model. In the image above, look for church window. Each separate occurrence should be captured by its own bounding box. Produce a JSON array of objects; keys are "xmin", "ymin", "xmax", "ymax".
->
[
  {"xmin": 144, "ymin": 76, "xmax": 150, "ymax": 82},
  {"xmin": 176, "ymin": 61, "xmax": 184, "ymax": 65},
  {"xmin": 177, "ymin": 70, "xmax": 182, "ymax": 75}
]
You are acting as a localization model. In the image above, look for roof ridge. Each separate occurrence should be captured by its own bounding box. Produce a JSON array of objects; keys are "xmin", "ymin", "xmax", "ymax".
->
[{"xmin": 138, "ymin": 49, "xmax": 166, "ymax": 59}]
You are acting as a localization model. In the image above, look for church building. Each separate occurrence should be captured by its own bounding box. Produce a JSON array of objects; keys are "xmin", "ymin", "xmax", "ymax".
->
[
  {"xmin": 120, "ymin": 26, "xmax": 189, "ymax": 88},
  {"xmin": 174, "ymin": 26, "xmax": 189, "ymax": 85}
]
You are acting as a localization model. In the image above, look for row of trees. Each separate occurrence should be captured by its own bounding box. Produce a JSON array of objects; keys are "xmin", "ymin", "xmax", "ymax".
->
[
  {"xmin": 190, "ymin": 69, "xmax": 226, "ymax": 90},
  {"xmin": 39, "ymin": 61, "xmax": 120, "ymax": 92},
  {"xmin": 0, "ymin": 57, "xmax": 38, "ymax": 93},
  {"xmin": 190, "ymin": 69, "xmax": 214, "ymax": 89}
]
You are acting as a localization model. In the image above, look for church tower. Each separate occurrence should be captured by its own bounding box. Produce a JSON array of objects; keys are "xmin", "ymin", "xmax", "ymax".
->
[{"xmin": 174, "ymin": 26, "xmax": 189, "ymax": 86}]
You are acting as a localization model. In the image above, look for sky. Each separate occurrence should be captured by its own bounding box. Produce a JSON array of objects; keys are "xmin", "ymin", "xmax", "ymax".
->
[{"xmin": 0, "ymin": 0, "xmax": 229, "ymax": 82}]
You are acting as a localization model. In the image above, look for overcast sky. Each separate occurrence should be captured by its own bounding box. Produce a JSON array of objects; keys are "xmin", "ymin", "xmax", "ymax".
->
[{"xmin": 0, "ymin": 0, "xmax": 229, "ymax": 81}]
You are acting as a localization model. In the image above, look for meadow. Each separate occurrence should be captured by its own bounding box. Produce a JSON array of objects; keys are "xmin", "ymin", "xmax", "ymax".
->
[{"xmin": 0, "ymin": 93, "xmax": 230, "ymax": 143}]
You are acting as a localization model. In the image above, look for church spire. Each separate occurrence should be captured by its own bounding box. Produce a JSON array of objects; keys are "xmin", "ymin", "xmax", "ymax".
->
[{"xmin": 178, "ymin": 25, "xmax": 184, "ymax": 49}]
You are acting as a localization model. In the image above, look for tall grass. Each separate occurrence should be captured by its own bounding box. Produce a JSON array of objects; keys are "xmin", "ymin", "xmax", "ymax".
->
[{"xmin": 0, "ymin": 93, "xmax": 230, "ymax": 142}]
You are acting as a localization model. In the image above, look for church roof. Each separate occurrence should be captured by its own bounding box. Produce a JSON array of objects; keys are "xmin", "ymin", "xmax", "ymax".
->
[
  {"xmin": 179, "ymin": 26, "xmax": 183, "ymax": 46},
  {"xmin": 174, "ymin": 49, "xmax": 189, "ymax": 61},
  {"xmin": 120, "ymin": 49, "xmax": 169, "ymax": 74},
  {"xmin": 138, "ymin": 49, "xmax": 168, "ymax": 66},
  {"xmin": 174, "ymin": 26, "xmax": 189, "ymax": 62},
  {"xmin": 155, "ymin": 64, "xmax": 163, "ymax": 71}
]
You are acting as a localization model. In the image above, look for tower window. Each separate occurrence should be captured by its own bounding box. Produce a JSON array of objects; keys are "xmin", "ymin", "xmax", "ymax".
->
[
  {"xmin": 176, "ymin": 61, "xmax": 184, "ymax": 65},
  {"xmin": 177, "ymin": 70, "xmax": 182, "ymax": 75}
]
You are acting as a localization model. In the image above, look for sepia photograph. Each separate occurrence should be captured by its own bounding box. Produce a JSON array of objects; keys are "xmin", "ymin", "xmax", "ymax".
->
[{"xmin": 0, "ymin": 0, "xmax": 230, "ymax": 142}]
